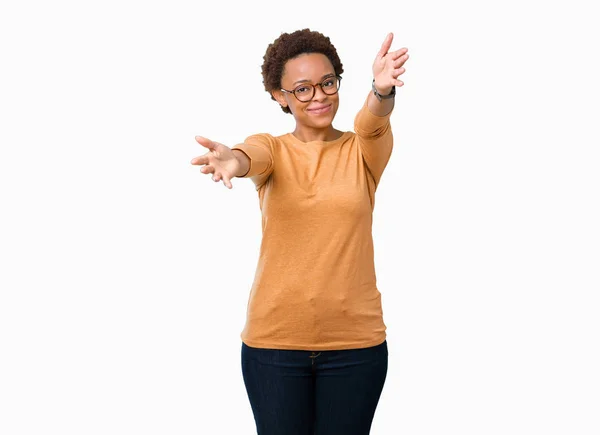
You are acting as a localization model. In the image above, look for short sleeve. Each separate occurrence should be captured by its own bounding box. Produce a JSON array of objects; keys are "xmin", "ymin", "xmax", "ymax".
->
[
  {"xmin": 231, "ymin": 133, "xmax": 275, "ymax": 190},
  {"xmin": 353, "ymin": 95, "xmax": 394, "ymax": 188}
]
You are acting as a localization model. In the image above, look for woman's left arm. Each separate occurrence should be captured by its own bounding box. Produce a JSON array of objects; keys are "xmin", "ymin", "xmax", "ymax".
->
[
  {"xmin": 368, "ymin": 32, "xmax": 409, "ymax": 117},
  {"xmin": 353, "ymin": 34, "xmax": 409, "ymax": 188}
]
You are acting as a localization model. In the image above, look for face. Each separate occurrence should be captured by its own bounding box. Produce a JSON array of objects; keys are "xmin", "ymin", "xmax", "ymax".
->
[{"xmin": 273, "ymin": 53, "xmax": 340, "ymax": 129}]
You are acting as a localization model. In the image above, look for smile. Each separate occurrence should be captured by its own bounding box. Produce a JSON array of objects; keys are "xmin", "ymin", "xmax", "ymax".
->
[{"xmin": 307, "ymin": 105, "xmax": 332, "ymax": 115}]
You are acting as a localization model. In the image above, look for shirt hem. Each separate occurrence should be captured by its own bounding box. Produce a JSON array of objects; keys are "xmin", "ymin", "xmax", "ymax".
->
[{"xmin": 240, "ymin": 334, "xmax": 387, "ymax": 351}]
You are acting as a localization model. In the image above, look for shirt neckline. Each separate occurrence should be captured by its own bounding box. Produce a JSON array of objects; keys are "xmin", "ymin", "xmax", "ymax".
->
[{"xmin": 284, "ymin": 131, "xmax": 350, "ymax": 146}]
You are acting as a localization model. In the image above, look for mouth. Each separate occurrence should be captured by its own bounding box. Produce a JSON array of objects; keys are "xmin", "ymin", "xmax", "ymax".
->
[{"xmin": 307, "ymin": 104, "xmax": 332, "ymax": 115}]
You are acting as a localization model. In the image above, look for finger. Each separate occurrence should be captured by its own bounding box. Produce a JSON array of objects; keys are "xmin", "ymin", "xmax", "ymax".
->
[
  {"xmin": 200, "ymin": 165, "xmax": 214, "ymax": 174},
  {"xmin": 393, "ymin": 54, "xmax": 409, "ymax": 68},
  {"xmin": 190, "ymin": 155, "xmax": 209, "ymax": 165},
  {"xmin": 390, "ymin": 48, "xmax": 408, "ymax": 61},
  {"xmin": 393, "ymin": 67, "xmax": 406, "ymax": 76},
  {"xmin": 222, "ymin": 174, "xmax": 233, "ymax": 189},
  {"xmin": 376, "ymin": 32, "xmax": 393, "ymax": 59},
  {"xmin": 195, "ymin": 136, "xmax": 217, "ymax": 150},
  {"xmin": 393, "ymin": 56, "xmax": 408, "ymax": 68}
]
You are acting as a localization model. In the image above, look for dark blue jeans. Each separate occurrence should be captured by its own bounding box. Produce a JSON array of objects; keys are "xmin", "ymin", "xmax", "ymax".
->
[{"xmin": 241, "ymin": 340, "xmax": 388, "ymax": 435}]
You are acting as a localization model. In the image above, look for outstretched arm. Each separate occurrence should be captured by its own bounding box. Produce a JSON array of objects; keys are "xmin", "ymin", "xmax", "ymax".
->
[{"xmin": 352, "ymin": 33, "xmax": 409, "ymax": 188}]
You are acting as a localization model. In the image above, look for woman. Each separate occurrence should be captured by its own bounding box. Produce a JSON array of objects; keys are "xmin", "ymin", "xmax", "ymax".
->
[{"xmin": 191, "ymin": 28, "xmax": 409, "ymax": 435}]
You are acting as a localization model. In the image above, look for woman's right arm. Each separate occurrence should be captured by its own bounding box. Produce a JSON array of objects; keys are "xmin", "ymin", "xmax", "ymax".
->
[
  {"xmin": 190, "ymin": 134, "xmax": 274, "ymax": 190},
  {"xmin": 230, "ymin": 134, "xmax": 275, "ymax": 190}
]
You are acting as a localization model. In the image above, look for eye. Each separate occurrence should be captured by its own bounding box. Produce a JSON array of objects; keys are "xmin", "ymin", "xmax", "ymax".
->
[
  {"xmin": 323, "ymin": 79, "xmax": 335, "ymax": 87},
  {"xmin": 295, "ymin": 86, "xmax": 310, "ymax": 93}
]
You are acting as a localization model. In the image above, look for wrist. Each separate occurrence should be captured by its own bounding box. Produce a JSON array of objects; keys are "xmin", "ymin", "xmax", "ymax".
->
[
  {"xmin": 374, "ymin": 83, "xmax": 393, "ymax": 95},
  {"xmin": 372, "ymin": 79, "xmax": 396, "ymax": 101},
  {"xmin": 232, "ymin": 149, "xmax": 250, "ymax": 177}
]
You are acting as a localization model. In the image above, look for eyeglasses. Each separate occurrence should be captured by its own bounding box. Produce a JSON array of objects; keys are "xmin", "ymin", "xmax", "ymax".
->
[{"xmin": 280, "ymin": 75, "xmax": 342, "ymax": 102}]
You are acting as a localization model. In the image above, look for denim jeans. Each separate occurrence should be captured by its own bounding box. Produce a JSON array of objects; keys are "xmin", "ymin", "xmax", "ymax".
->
[{"xmin": 241, "ymin": 340, "xmax": 388, "ymax": 435}]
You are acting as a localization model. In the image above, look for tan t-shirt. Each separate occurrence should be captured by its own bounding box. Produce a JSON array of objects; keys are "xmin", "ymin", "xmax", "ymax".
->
[{"xmin": 232, "ymin": 95, "xmax": 394, "ymax": 350}]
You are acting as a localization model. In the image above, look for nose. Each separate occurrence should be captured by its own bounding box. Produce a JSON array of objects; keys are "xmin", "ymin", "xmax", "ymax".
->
[{"xmin": 312, "ymin": 85, "xmax": 328, "ymax": 101}]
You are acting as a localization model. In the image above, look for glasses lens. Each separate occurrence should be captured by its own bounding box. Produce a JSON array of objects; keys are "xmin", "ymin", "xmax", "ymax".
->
[
  {"xmin": 295, "ymin": 84, "xmax": 314, "ymax": 102},
  {"xmin": 322, "ymin": 76, "xmax": 340, "ymax": 95}
]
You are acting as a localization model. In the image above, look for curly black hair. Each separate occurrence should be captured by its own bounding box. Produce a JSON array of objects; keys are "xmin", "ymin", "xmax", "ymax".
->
[{"xmin": 261, "ymin": 28, "xmax": 344, "ymax": 115}]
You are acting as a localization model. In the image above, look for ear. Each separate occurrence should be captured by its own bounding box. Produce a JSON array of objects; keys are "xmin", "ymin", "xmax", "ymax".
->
[{"xmin": 271, "ymin": 90, "xmax": 288, "ymax": 108}]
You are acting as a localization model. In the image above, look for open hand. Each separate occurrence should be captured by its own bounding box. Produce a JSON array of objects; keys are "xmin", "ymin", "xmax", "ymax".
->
[
  {"xmin": 190, "ymin": 136, "xmax": 240, "ymax": 189},
  {"xmin": 372, "ymin": 32, "xmax": 409, "ymax": 93}
]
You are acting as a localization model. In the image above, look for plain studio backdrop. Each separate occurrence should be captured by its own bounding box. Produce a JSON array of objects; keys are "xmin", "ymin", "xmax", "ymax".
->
[{"xmin": 1, "ymin": 0, "xmax": 598, "ymax": 434}]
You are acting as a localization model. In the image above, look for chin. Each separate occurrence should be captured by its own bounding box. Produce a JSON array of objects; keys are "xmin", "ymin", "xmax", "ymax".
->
[{"xmin": 309, "ymin": 116, "xmax": 335, "ymax": 127}]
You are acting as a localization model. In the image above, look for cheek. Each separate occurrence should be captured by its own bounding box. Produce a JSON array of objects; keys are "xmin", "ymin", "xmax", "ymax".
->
[
  {"xmin": 332, "ymin": 98, "xmax": 340, "ymax": 113},
  {"xmin": 291, "ymin": 102, "xmax": 309, "ymax": 116}
]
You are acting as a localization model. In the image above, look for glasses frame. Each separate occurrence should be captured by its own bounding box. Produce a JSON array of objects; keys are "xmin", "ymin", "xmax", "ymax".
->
[{"xmin": 280, "ymin": 75, "xmax": 342, "ymax": 102}]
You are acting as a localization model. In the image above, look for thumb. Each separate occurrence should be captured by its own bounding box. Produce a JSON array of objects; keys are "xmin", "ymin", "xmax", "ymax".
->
[
  {"xmin": 376, "ymin": 32, "xmax": 393, "ymax": 59},
  {"xmin": 195, "ymin": 136, "xmax": 217, "ymax": 150}
]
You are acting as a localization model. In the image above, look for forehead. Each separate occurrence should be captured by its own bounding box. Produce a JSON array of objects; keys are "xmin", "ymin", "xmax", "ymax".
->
[{"xmin": 282, "ymin": 53, "xmax": 334, "ymax": 82}]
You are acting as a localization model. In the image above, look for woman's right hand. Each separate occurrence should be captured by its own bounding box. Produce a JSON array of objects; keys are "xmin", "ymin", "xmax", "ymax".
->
[{"xmin": 190, "ymin": 136, "xmax": 242, "ymax": 189}]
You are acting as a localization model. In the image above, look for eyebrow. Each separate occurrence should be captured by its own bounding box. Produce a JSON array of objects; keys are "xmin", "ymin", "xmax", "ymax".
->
[{"xmin": 293, "ymin": 73, "xmax": 336, "ymax": 86}]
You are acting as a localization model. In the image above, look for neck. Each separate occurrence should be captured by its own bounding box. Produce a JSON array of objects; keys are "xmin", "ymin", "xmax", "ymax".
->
[{"xmin": 292, "ymin": 125, "xmax": 342, "ymax": 143}]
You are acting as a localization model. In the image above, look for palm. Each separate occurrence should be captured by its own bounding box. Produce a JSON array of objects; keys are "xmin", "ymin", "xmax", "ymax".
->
[
  {"xmin": 207, "ymin": 146, "xmax": 238, "ymax": 173},
  {"xmin": 190, "ymin": 136, "xmax": 241, "ymax": 189},
  {"xmin": 372, "ymin": 32, "xmax": 409, "ymax": 89}
]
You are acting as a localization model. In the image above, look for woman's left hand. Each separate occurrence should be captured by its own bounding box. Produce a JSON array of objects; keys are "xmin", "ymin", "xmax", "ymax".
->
[{"xmin": 372, "ymin": 32, "xmax": 409, "ymax": 94}]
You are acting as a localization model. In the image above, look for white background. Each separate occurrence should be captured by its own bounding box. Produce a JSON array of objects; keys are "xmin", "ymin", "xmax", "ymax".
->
[{"xmin": 1, "ymin": 0, "xmax": 599, "ymax": 434}]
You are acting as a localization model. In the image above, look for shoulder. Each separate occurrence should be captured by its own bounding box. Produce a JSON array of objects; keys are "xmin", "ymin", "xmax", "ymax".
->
[
  {"xmin": 244, "ymin": 133, "xmax": 295, "ymax": 151},
  {"xmin": 244, "ymin": 132, "xmax": 280, "ymax": 147}
]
